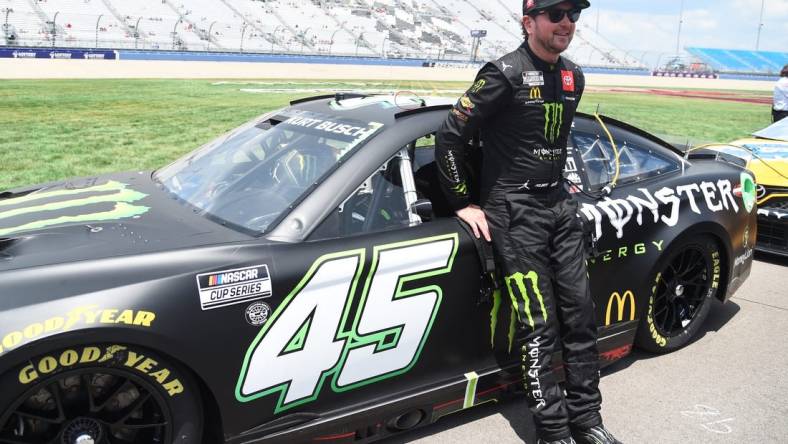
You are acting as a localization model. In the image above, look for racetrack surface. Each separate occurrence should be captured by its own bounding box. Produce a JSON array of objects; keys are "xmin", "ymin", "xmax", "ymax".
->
[
  {"xmin": 383, "ymin": 253, "xmax": 788, "ymax": 444},
  {"xmin": 0, "ymin": 59, "xmax": 775, "ymax": 92}
]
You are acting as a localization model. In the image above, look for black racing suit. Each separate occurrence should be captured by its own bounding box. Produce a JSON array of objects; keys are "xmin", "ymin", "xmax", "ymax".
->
[{"xmin": 436, "ymin": 42, "xmax": 602, "ymax": 441}]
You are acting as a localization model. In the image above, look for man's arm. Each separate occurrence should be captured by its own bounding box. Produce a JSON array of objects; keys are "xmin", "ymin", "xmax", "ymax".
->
[
  {"xmin": 435, "ymin": 63, "xmax": 512, "ymax": 240},
  {"xmin": 574, "ymin": 65, "xmax": 586, "ymax": 105}
]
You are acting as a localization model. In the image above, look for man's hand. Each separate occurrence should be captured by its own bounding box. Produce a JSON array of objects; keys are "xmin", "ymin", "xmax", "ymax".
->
[{"xmin": 455, "ymin": 204, "xmax": 491, "ymax": 242}]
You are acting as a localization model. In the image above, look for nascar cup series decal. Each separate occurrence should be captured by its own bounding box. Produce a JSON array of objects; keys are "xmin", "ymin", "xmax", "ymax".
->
[{"xmin": 196, "ymin": 264, "xmax": 272, "ymax": 310}]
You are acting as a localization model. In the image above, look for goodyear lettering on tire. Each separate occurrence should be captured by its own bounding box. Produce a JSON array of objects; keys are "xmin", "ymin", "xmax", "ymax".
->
[
  {"xmin": 18, "ymin": 344, "xmax": 183, "ymax": 397},
  {"xmin": 647, "ymin": 272, "xmax": 667, "ymax": 348},
  {"xmin": 711, "ymin": 251, "xmax": 720, "ymax": 290}
]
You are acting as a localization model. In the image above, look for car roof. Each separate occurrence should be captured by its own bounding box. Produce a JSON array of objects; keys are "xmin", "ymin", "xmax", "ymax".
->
[
  {"xmin": 288, "ymin": 94, "xmax": 455, "ymax": 125},
  {"xmin": 286, "ymin": 94, "xmax": 680, "ymax": 155}
]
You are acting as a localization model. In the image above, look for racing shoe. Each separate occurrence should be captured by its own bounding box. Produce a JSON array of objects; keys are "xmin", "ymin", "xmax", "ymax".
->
[
  {"xmin": 573, "ymin": 425, "xmax": 622, "ymax": 444},
  {"xmin": 537, "ymin": 438, "xmax": 576, "ymax": 444}
]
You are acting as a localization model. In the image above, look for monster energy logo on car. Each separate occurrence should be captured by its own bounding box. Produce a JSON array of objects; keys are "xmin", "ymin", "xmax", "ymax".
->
[
  {"xmin": 544, "ymin": 103, "xmax": 563, "ymax": 143},
  {"xmin": 0, "ymin": 180, "xmax": 150, "ymax": 236}
]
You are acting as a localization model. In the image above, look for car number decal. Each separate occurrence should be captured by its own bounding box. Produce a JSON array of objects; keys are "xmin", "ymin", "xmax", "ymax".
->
[{"xmin": 236, "ymin": 234, "xmax": 458, "ymax": 413}]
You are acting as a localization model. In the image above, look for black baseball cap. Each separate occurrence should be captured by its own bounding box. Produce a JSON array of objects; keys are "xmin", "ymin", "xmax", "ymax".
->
[{"xmin": 523, "ymin": 0, "xmax": 591, "ymax": 15}]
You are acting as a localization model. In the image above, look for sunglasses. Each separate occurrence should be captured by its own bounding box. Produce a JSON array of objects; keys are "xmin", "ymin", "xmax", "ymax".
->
[{"xmin": 536, "ymin": 8, "xmax": 582, "ymax": 23}]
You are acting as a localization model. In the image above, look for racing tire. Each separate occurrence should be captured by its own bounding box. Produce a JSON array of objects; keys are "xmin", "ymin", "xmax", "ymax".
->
[
  {"xmin": 635, "ymin": 235, "xmax": 721, "ymax": 354},
  {"xmin": 0, "ymin": 343, "xmax": 202, "ymax": 444}
]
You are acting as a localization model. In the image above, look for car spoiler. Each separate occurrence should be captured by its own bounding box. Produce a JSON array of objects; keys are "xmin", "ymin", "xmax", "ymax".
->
[
  {"xmin": 289, "ymin": 92, "xmax": 372, "ymax": 106},
  {"xmin": 395, "ymin": 104, "xmax": 452, "ymax": 119}
]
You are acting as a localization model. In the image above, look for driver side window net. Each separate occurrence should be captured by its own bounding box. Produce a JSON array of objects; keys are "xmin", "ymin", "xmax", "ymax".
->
[
  {"xmin": 573, "ymin": 131, "xmax": 679, "ymax": 189},
  {"xmin": 310, "ymin": 156, "xmax": 410, "ymax": 240}
]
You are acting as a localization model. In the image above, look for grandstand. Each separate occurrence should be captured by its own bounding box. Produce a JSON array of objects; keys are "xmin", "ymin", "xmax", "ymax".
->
[
  {"xmin": 687, "ymin": 47, "xmax": 787, "ymax": 76},
  {"xmin": 0, "ymin": 0, "xmax": 644, "ymax": 69}
]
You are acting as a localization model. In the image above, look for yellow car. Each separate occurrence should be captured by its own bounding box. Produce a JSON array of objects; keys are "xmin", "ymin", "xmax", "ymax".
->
[{"xmin": 708, "ymin": 118, "xmax": 788, "ymax": 255}]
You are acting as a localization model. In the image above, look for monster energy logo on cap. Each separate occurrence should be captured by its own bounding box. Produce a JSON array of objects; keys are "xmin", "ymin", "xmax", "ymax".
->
[{"xmin": 544, "ymin": 103, "xmax": 563, "ymax": 144}]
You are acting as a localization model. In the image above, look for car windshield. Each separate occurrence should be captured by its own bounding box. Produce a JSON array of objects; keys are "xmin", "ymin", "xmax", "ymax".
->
[
  {"xmin": 154, "ymin": 110, "xmax": 384, "ymax": 233},
  {"xmin": 752, "ymin": 117, "xmax": 788, "ymax": 142}
]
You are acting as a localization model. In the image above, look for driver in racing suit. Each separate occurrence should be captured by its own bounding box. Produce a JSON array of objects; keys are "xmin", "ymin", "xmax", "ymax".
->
[{"xmin": 435, "ymin": 1, "xmax": 621, "ymax": 443}]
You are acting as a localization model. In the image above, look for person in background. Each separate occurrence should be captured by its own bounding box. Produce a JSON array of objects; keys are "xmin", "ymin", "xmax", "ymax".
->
[{"xmin": 773, "ymin": 64, "xmax": 788, "ymax": 122}]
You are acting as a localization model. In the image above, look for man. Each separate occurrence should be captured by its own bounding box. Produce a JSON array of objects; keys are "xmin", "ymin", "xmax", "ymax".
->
[
  {"xmin": 435, "ymin": 1, "xmax": 621, "ymax": 443},
  {"xmin": 774, "ymin": 64, "xmax": 788, "ymax": 123}
]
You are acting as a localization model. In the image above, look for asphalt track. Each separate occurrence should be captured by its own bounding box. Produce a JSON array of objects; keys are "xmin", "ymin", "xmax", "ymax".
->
[{"xmin": 382, "ymin": 253, "xmax": 788, "ymax": 444}]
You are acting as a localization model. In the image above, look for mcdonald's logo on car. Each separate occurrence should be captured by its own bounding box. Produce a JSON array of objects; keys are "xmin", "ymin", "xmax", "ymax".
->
[
  {"xmin": 529, "ymin": 87, "xmax": 541, "ymax": 99},
  {"xmin": 605, "ymin": 291, "xmax": 636, "ymax": 325}
]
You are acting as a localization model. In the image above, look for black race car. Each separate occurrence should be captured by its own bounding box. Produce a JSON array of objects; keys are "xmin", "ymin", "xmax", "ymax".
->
[{"xmin": 0, "ymin": 94, "xmax": 756, "ymax": 444}]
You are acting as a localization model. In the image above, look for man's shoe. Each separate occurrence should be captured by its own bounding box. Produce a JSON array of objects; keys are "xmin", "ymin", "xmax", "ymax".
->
[
  {"xmin": 537, "ymin": 438, "xmax": 576, "ymax": 444},
  {"xmin": 573, "ymin": 425, "xmax": 622, "ymax": 444}
]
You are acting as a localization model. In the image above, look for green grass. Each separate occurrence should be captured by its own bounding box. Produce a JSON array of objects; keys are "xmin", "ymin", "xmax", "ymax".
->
[
  {"xmin": 578, "ymin": 90, "xmax": 771, "ymax": 146},
  {"xmin": 0, "ymin": 79, "xmax": 774, "ymax": 191}
]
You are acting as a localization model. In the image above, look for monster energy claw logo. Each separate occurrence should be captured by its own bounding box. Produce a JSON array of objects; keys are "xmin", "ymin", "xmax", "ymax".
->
[
  {"xmin": 450, "ymin": 182, "xmax": 468, "ymax": 195},
  {"xmin": 505, "ymin": 271, "xmax": 548, "ymax": 329},
  {"xmin": 0, "ymin": 180, "xmax": 150, "ymax": 236},
  {"xmin": 544, "ymin": 103, "xmax": 563, "ymax": 143},
  {"xmin": 490, "ymin": 271, "xmax": 548, "ymax": 353}
]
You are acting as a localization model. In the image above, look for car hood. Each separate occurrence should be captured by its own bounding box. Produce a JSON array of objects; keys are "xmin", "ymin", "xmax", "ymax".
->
[
  {"xmin": 707, "ymin": 138, "xmax": 788, "ymax": 187},
  {"xmin": 0, "ymin": 172, "xmax": 250, "ymax": 271}
]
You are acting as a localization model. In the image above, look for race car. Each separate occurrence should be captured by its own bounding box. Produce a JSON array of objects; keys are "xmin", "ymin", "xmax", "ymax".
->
[
  {"xmin": 702, "ymin": 118, "xmax": 788, "ymax": 255},
  {"xmin": 0, "ymin": 94, "xmax": 756, "ymax": 444}
]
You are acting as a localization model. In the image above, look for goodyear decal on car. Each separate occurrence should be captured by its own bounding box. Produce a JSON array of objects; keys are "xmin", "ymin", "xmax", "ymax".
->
[
  {"xmin": 0, "ymin": 180, "xmax": 150, "ymax": 236},
  {"xmin": 0, "ymin": 306, "xmax": 156, "ymax": 356},
  {"xmin": 196, "ymin": 264, "xmax": 273, "ymax": 310}
]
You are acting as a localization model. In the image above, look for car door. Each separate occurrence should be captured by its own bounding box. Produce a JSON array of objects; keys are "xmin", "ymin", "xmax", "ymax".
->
[
  {"xmin": 568, "ymin": 115, "xmax": 685, "ymax": 351},
  {"xmin": 231, "ymin": 136, "xmax": 497, "ymax": 433}
]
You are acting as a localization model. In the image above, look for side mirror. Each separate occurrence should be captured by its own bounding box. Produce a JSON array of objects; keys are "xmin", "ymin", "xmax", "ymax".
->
[{"xmin": 410, "ymin": 199, "xmax": 433, "ymax": 222}]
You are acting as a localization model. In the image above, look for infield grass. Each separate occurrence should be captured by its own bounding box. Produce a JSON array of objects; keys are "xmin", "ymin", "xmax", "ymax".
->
[{"xmin": 0, "ymin": 79, "xmax": 774, "ymax": 190}]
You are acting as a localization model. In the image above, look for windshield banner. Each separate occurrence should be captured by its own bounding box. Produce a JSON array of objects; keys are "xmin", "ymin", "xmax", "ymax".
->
[{"xmin": 275, "ymin": 111, "xmax": 384, "ymax": 152}]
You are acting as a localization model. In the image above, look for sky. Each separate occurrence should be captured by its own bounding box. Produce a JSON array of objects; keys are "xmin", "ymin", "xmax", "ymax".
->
[{"xmin": 573, "ymin": 0, "xmax": 788, "ymax": 61}]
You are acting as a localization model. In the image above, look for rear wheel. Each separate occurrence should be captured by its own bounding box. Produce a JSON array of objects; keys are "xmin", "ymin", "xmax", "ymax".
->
[
  {"xmin": 0, "ymin": 344, "xmax": 202, "ymax": 444},
  {"xmin": 635, "ymin": 235, "xmax": 721, "ymax": 353}
]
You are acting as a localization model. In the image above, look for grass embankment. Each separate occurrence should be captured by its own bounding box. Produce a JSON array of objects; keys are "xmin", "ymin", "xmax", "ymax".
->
[{"xmin": 0, "ymin": 79, "xmax": 774, "ymax": 190}]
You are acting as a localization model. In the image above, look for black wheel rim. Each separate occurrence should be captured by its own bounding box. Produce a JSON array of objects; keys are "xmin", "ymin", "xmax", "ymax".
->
[
  {"xmin": 0, "ymin": 368, "xmax": 171, "ymax": 444},
  {"xmin": 652, "ymin": 245, "xmax": 711, "ymax": 338}
]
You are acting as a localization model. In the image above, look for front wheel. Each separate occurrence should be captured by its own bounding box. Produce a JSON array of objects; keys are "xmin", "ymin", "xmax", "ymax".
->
[
  {"xmin": 0, "ymin": 343, "xmax": 202, "ymax": 444},
  {"xmin": 635, "ymin": 235, "xmax": 721, "ymax": 353}
]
